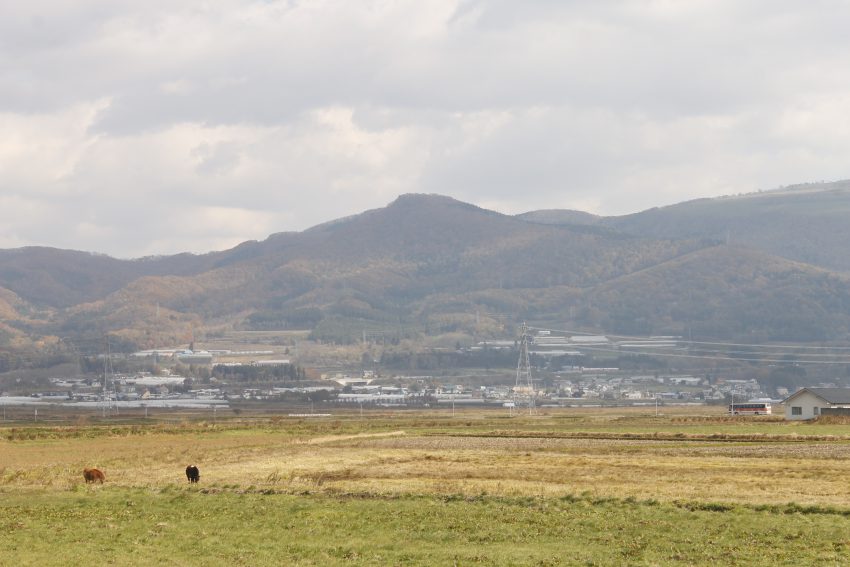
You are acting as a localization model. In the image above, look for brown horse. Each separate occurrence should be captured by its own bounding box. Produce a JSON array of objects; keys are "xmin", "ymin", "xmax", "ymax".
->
[{"xmin": 83, "ymin": 468, "xmax": 105, "ymax": 484}]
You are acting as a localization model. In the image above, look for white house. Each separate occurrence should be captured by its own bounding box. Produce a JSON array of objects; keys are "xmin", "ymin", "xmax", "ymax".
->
[{"xmin": 783, "ymin": 388, "xmax": 850, "ymax": 420}]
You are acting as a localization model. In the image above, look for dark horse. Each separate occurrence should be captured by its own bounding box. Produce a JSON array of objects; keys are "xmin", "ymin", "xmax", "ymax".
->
[{"xmin": 185, "ymin": 465, "xmax": 200, "ymax": 483}]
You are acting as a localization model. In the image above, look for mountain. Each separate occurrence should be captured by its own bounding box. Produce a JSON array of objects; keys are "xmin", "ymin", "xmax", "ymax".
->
[
  {"xmin": 0, "ymin": 247, "xmax": 226, "ymax": 308},
  {"xmin": 3, "ymin": 190, "xmax": 850, "ymax": 351},
  {"xmin": 520, "ymin": 180, "xmax": 850, "ymax": 272},
  {"xmin": 53, "ymin": 194, "xmax": 703, "ymax": 346},
  {"xmin": 580, "ymin": 246, "xmax": 850, "ymax": 341}
]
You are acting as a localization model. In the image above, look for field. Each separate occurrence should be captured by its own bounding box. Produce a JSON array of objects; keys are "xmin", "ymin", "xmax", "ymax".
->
[{"xmin": 3, "ymin": 406, "xmax": 850, "ymax": 565}]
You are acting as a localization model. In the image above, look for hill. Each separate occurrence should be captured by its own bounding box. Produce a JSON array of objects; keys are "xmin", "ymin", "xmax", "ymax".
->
[
  {"xmin": 521, "ymin": 180, "xmax": 850, "ymax": 272},
  {"xmin": 50, "ymin": 194, "xmax": 701, "ymax": 346},
  {"xmin": 0, "ymin": 247, "xmax": 229, "ymax": 308},
  {"xmin": 3, "ymin": 191, "xmax": 850, "ymax": 350},
  {"xmin": 580, "ymin": 246, "xmax": 850, "ymax": 341}
]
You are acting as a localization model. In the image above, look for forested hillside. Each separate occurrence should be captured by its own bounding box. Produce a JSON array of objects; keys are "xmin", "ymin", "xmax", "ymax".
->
[
  {"xmin": 521, "ymin": 180, "xmax": 850, "ymax": 273},
  {"xmin": 3, "ymin": 189, "xmax": 850, "ymax": 350}
]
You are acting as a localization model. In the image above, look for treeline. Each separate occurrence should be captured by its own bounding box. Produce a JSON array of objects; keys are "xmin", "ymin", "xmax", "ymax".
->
[
  {"xmin": 212, "ymin": 363, "xmax": 306, "ymax": 382},
  {"xmin": 380, "ymin": 348, "xmax": 518, "ymax": 371},
  {"xmin": 0, "ymin": 351, "xmax": 68, "ymax": 374}
]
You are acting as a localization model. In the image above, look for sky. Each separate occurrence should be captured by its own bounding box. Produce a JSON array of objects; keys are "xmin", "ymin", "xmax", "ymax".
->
[{"xmin": 2, "ymin": 0, "xmax": 850, "ymax": 258}]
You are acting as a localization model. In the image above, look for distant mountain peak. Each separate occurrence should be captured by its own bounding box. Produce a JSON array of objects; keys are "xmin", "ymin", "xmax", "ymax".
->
[
  {"xmin": 387, "ymin": 193, "xmax": 492, "ymax": 214},
  {"xmin": 390, "ymin": 193, "xmax": 459, "ymax": 205},
  {"xmin": 302, "ymin": 194, "xmax": 481, "ymax": 235}
]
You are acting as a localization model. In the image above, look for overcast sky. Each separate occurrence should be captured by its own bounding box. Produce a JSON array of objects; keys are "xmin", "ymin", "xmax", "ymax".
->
[{"xmin": 2, "ymin": 1, "xmax": 849, "ymax": 258}]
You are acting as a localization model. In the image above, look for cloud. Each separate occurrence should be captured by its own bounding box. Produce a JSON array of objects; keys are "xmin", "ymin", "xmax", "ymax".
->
[{"xmin": 2, "ymin": 0, "xmax": 850, "ymax": 256}]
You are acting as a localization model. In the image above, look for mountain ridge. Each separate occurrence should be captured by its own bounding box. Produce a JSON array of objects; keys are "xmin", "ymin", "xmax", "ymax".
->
[
  {"xmin": 2, "ymin": 185, "xmax": 850, "ymax": 349},
  {"xmin": 517, "ymin": 180, "xmax": 850, "ymax": 272}
]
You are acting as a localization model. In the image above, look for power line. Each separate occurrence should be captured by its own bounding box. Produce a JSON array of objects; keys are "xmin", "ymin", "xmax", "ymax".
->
[
  {"xmin": 684, "ymin": 347, "xmax": 850, "ymax": 359},
  {"xmin": 528, "ymin": 325, "xmax": 850, "ymax": 350},
  {"xmin": 568, "ymin": 344, "xmax": 850, "ymax": 365},
  {"xmin": 527, "ymin": 325, "xmax": 850, "ymax": 362}
]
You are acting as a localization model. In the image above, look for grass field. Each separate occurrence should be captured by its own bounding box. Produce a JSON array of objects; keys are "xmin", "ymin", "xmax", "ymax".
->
[{"xmin": 3, "ymin": 407, "xmax": 850, "ymax": 565}]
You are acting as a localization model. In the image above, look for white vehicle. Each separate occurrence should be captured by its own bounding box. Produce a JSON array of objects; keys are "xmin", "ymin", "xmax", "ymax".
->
[{"xmin": 729, "ymin": 402, "xmax": 771, "ymax": 415}]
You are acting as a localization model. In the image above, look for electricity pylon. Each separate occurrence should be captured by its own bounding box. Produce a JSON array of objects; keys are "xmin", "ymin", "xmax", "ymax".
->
[{"xmin": 514, "ymin": 322, "xmax": 535, "ymax": 414}]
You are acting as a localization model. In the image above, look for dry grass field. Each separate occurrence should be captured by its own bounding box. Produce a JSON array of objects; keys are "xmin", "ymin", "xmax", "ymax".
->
[
  {"xmin": 4, "ymin": 407, "xmax": 850, "ymax": 506},
  {"xmin": 3, "ymin": 407, "xmax": 850, "ymax": 565}
]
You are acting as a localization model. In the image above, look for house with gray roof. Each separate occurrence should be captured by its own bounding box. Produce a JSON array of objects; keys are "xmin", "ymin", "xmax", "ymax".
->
[{"xmin": 782, "ymin": 387, "xmax": 850, "ymax": 420}]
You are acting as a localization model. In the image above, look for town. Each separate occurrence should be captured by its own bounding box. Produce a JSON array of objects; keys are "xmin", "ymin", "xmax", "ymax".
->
[{"xmin": 0, "ymin": 328, "xmax": 823, "ymax": 419}]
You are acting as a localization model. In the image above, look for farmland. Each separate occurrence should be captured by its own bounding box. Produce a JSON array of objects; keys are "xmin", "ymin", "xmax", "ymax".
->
[{"xmin": 3, "ymin": 407, "xmax": 850, "ymax": 565}]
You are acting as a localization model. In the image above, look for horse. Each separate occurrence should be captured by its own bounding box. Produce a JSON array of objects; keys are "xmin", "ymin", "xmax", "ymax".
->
[
  {"xmin": 83, "ymin": 468, "xmax": 105, "ymax": 484},
  {"xmin": 185, "ymin": 465, "xmax": 200, "ymax": 483}
]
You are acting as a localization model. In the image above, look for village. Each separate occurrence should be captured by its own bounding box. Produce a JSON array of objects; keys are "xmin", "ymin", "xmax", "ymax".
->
[
  {"xmin": 0, "ymin": 359, "xmax": 806, "ymax": 417},
  {"xmin": 4, "ymin": 328, "xmax": 849, "ymax": 423}
]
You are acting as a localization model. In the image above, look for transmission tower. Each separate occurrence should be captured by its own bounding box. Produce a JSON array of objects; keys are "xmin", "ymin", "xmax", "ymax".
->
[
  {"xmin": 102, "ymin": 336, "xmax": 115, "ymax": 418},
  {"xmin": 514, "ymin": 322, "xmax": 535, "ymax": 414}
]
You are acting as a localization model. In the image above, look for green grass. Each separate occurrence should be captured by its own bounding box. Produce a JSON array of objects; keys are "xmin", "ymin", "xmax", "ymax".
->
[
  {"xmin": 5, "ymin": 409, "xmax": 850, "ymax": 565},
  {"xmin": 3, "ymin": 489, "xmax": 850, "ymax": 566}
]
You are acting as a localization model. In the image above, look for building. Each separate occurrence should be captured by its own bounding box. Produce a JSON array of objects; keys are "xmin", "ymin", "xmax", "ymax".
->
[
  {"xmin": 175, "ymin": 350, "xmax": 213, "ymax": 364},
  {"xmin": 783, "ymin": 388, "xmax": 850, "ymax": 420}
]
